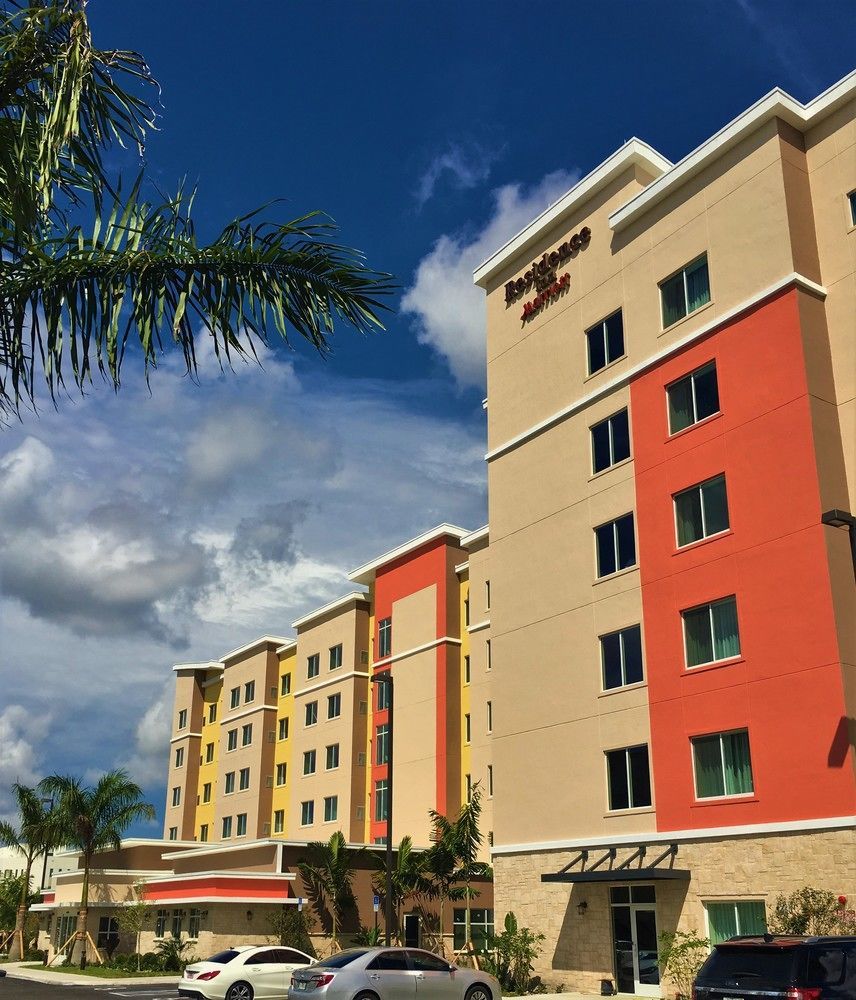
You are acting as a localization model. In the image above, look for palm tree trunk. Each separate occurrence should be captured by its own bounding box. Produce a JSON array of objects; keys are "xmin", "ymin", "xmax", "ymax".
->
[
  {"xmin": 9, "ymin": 856, "xmax": 35, "ymax": 961},
  {"xmin": 438, "ymin": 896, "xmax": 445, "ymax": 958},
  {"xmin": 73, "ymin": 860, "xmax": 91, "ymax": 969}
]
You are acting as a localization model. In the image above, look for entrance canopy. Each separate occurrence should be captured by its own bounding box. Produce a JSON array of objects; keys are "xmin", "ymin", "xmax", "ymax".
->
[{"xmin": 541, "ymin": 843, "xmax": 691, "ymax": 883}]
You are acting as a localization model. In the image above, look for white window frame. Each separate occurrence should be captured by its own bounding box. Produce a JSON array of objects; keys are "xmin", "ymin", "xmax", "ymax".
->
[
  {"xmin": 305, "ymin": 701, "xmax": 318, "ymax": 727},
  {"xmin": 487, "ymin": 701, "xmax": 493, "ymax": 734},
  {"xmin": 274, "ymin": 809, "xmax": 285, "ymax": 834},
  {"xmin": 222, "ymin": 816, "xmax": 232, "ymax": 839},
  {"xmin": 177, "ymin": 709, "xmax": 187, "ymax": 730},
  {"xmin": 174, "ymin": 747, "xmax": 184, "ymax": 768},
  {"xmin": 324, "ymin": 795, "xmax": 338, "ymax": 823},
  {"xmin": 303, "ymin": 749, "xmax": 317, "ymax": 776},
  {"xmin": 300, "ymin": 800, "xmax": 314, "ymax": 827},
  {"xmin": 666, "ymin": 361, "xmax": 720, "ymax": 434},
  {"xmin": 659, "ymin": 253, "xmax": 711, "ymax": 329},
  {"xmin": 244, "ymin": 680, "xmax": 255, "ymax": 704},
  {"xmin": 226, "ymin": 728, "xmax": 237, "ymax": 752},
  {"xmin": 327, "ymin": 692, "xmax": 342, "ymax": 720},
  {"xmin": 378, "ymin": 618, "xmax": 392, "ymax": 658},
  {"xmin": 329, "ymin": 644, "xmax": 343, "ymax": 671},
  {"xmin": 681, "ymin": 595, "xmax": 740, "ymax": 669},
  {"xmin": 326, "ymin": 743, "xmax": 340, "ymax": 770},
  {"xmin": 241, "ymin": 723, "xmax": 253, "ymax": 747},
  {"xmin": 278, "ymin": 717, "xmax": 289, "ymax": 741},
  {"xmin": 691, "ymin": 728, "xmax": 754, "ymax": 801},
  {"xmin": 594, "ymin": 513, "xmax": 636, "ymax": 579},
  {"xmin": 307, "ymin": 653, "xmax": 320, "ymax": 679},
  {"xmin": 239, "ymin": 767, "xmax": 250, "ymax": 791},
  {"xmin": 224, "ymin": 771, "xmax": 235, "ymax": 794},
  {"xmin": 590, "ymin": 408, "xmax": 631, "ymax": 474},
  {"xmin": 673, "ymin": 474, "xmax": 729, "ymax": 548},
  {"xmin": 464, "ymin": 655, "xmax": 471, "ymax": 685},
  {"xmin": 281, "ymin": 672, "xmax": 291, "ymax": 696},
  {"xmin": 171, "ymin": 786, "xmax": 181, "ymax": 807},
  {"xmin": 599, "ymin": 624, "xmax": 644, "ymax": 691},
  {"xmin": 487, "ymin": 764, "xmax": 493, "ymax": 797},
  {"xmin": 202, "ymin": 782, "xmax": 211, "ymax": 803},
  {"xmin": 236, "ymin": 813, "xmax": 247, "ymax": 837},
  {"xmin": 604, "ymin": 744, "xmax": 651, "ymax": 812},
  {"xmin": 464, "ymin": 713, "xmax": 471, "ymax": 744},
  {"xmin": 585, "ymin": 309, "xmax": 625, "ymax": 375},
  {"xmin": 276, "ymin": 762, "xmax": 287, "ymax": 786},
  {"xmin": 229, "ymin": 687, "xmax": 240, "ymax": 709}
]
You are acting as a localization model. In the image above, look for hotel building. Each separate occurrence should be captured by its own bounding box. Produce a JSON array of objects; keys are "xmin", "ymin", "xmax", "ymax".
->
[{"xmin": 473, "ymin": 72, "xmax": 856, "ymax": 992}]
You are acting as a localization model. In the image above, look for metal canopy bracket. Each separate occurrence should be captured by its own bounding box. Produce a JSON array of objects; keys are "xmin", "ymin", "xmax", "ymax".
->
[{"xmin": 541, "ymin": 842, "xmax": 689, "ymax": 883}]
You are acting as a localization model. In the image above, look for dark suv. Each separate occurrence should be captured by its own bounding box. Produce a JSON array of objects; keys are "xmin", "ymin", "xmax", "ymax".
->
[{"xmin": 693, "ymin": 935, "xmax": 856, "ymax": 999}]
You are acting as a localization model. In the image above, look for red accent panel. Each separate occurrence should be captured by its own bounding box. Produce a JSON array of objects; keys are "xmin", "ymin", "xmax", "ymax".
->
[
  {"xmin": 630, "ymin": 289, "xmax": 856, "ymax": 831},
  {"xmin": 370, "ymin": 535, "xmax": 452, "ymax": 842},
  {"xmin": 144, "ymin": 877, "xmax": 292, "ymax": 901},
  {"xmin": 41, "ymin": 892, "xmax": 55, "ymax": 903}
]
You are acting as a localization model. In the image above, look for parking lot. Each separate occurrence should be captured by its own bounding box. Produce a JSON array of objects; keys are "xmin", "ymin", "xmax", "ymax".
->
[{"xmin": 0, "ymin": 977, "xmax": 181, "ymax": 999}]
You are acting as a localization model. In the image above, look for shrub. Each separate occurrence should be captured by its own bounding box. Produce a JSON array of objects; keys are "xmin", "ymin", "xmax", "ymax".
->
[
  {"xmin": 658, "ymin": 930, "xmax": 710, "ymax": 1000},
  {"xmin": 139, "ymin": 951, "xmax": 164, "ymax": 972},
  {"xmin": 353, "ymin": 926, "xmax": 383, "ymax": 946},
  {"xmin": 267, "ymin": 907, "xmax": 316, "ymax": 956},
  {"xmin": 483, "ymin": 912, "xmax": 545, "ymax": 994},
  {"xmin": 768, "ymin": 886, "xmax": 856, "ymax": 935},
  {"xmin": 23, "ymin": 948, "xmax": 46, "ymax": 963}
]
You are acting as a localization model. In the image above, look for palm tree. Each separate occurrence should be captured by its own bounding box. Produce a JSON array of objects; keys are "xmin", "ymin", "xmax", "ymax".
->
[
  {"xmin": 0, "ymin": 1, "xmax": 392, "ymax": 421},
  {"xmin": 428, "ymin": 785, "xmax": 492, "ymax": 959},
  {"xmin": 298, "ymin": 831, "xmax": 360, "ymax": 952},
  {"xmin": 422, "ymin": 833, "xmax": 467, "ymax": 957},
  {"xmin": 39, "ymin": 769, "xmax": 155, "ymax": 969},
  {"xmin": 0, "ymin": 784, "xmax": 55, "ymax": 960},
  {"xmin": 371, "ymin": 835, "xmax": 434, "ymax": 944}
]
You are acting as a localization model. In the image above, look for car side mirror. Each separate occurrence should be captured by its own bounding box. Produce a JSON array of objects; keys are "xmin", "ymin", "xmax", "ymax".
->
[{"xmin": 447, "ymin": 964, "xmax": 456, "ymax": 973}]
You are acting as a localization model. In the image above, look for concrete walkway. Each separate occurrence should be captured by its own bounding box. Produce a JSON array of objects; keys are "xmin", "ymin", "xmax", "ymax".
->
[{"xmin": 2, "ymin": 960, "xmax": 177, "ymax": 986}]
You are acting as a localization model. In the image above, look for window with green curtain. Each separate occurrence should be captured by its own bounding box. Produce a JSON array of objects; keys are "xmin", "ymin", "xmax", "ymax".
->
[
  {"xmin": 693, "ymin": 734, "xmax": 725, "ymax": 797},
  {"xmin": 723, "ymin": 730, "xmax": 753, "ymax": 794},
  {"xmin": 701, "ymin": 476, "xmax": 729, "ymax": 536},
  {"xmin": 661, "ymin": 271, "xmax": 686, "ymax": 326},
  {"xmin": 712, "ymin": 597, "xmax": 740, "ymax": 659},
  {"xmin": 684, "ymin": 605, "xmax": 714, "ymax": 666},
  {"xmin": 676, "ymin": 487, "xmax": 704, "ymax": 545},
  {"xmin": 686, "ymin": 257, "xmax": 711, "ymax": 312},
  {"xmin": 668, "ymin": 376, "xmax": 695, "ymax": 432},
  {"xmin": 707, "ymin": 901, "xmax": 766, "ymax": 945}
]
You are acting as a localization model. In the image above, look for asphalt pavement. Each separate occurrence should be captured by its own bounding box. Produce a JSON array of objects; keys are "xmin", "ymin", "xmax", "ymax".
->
[{"xmin": 1, "ymin": 980, "xmax": 180, "ymax": 999}]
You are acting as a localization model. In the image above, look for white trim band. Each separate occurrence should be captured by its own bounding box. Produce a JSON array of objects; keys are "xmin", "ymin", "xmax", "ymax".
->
[
  {"xmin": 373, "ymin": 636, "xmax": 462, "ymax": 669},
  {"xmin": 467, "ymin": 620, "xmax": 491, "ymax": 635},
  {"xmin": 490, "ymin": 814, "xmax": 856, "ymax": 856},
  {"xmin": 293, "ymin": 670, "xmax": 370, "ymax": 699},
  {"xmin": 486, "ymin": 273, "xmax": 826, "ymax": 463}
]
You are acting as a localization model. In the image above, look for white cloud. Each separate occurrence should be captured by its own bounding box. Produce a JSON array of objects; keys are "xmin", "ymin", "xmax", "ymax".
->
[
  {"xmin": 415, "ymin": 143, "xmax": 500, "ymax": 208},
  {"xmin": 401, "ymin": 169, "xmax": 580, "ymax": 388},
  {"xmin": 0, "ymin": 705, "xmax": 51, "ymax": 822},
  {"xmin": 119, "ymin": 682, "xmax": 174, "ymax": 788}
]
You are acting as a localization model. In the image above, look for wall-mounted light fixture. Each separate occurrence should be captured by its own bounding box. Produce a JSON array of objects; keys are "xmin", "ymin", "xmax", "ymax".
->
[
  {"xmin": 577, "ymin": 900, "xmax": 588, "ymax": 916},
  {"xmin": 246, "ymin": 909, "xmax": 253, "ymax": 922},
  {"xmin": 822, "ymin": 508, "xmax": 856, "ymax": 580}
]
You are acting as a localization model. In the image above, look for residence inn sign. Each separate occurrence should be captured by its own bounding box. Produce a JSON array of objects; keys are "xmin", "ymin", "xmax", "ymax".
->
[{"xmin": 505, "ymin": 225, "xmax": 591, "ymax": 320}]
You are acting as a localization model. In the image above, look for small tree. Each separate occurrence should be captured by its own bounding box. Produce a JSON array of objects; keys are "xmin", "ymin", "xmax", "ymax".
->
[
  {"xmin": 371, "ymin": 836, "xmax": 433, "ymax": 944},
  {"xmin": 483, "ymin": 912, "xmax": 545, "ymax": 993},
  {"xmin": 298, "ymin": 832, "xmax": 362, "ymax": 952},
  {"xmin": 658, "ymin": 930, "xmax": 710, "ymax": 1000},
  {"xmin": 768, "ymin": 886, "xmax": 856, "ymax": 935},
  {"xmin": 115, "ymin": 880, "xmax": 150, "ymax": 971},
  {"xmin": 267, "ymin": 907, "xmax": 315, "ymax": 956}
]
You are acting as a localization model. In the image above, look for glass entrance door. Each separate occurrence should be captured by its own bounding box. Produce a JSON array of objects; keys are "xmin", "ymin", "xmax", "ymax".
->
[{"xmin": 610, "ymin": 886, "xmax": 661, "ymax": 996}]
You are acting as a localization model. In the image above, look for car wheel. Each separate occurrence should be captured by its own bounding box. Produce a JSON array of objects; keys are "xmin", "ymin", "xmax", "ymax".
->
[
  {"xmin": 465, "ymin": 984, "xmax": 492, "ymax": 1000},
  {"xmin": 226, "ymin": 982, "xmax": 255, "ymax": 1000},
  {"xmin": 354, "ymin": 992, "xmax": 379, "ymax": 1000}
]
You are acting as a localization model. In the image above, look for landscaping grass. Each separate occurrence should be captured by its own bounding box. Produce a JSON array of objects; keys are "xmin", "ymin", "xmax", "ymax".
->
[{"xmin": 21, "ymin": 962, "xmax": 174, "ymax": 978}]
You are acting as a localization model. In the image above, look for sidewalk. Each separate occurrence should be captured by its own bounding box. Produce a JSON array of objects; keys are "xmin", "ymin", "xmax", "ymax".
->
[{"xmin": 2, "ymin": 960, "xmax": 177, "ymax": 986}]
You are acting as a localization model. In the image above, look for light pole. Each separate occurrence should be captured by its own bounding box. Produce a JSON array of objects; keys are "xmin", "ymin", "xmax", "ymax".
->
[{"xmin": 371, "ymin": 670, "xmax": 394, "ymax": 946}]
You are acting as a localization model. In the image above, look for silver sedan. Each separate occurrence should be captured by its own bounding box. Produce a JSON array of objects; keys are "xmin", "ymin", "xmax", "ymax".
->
[{"xmin": 288, "ymin": 948, "xmax": 500, "ymax": 1000}]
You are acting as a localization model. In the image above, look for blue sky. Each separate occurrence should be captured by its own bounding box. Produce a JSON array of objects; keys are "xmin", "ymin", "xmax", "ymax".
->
[{"xmin": 0, "ymin": 0, "xmax": 853, "ymax": 833}]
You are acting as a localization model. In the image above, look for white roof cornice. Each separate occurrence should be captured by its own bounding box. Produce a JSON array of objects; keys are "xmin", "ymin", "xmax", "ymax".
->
[
  {"xmin": 348, "ymin": 524, "xmax": 471, "ymax": 586},
  {"xmin": 473, "ymin": 138, "xmax": 672, "ymax": 288},
  {"xmin": 172, "ymin": 661, "xmax": 222, "ymax": 674},
  {"xmin": 291, "ymin": 592, "xmax": 370, "ymax": 631},
  {"xmin": 219, "ymin": 636, "xmax": 293, "ymax": 665}
]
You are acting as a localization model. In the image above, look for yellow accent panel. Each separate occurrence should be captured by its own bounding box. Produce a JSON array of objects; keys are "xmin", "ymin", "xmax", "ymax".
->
[
  {"xmin": 271, "ymin": 647, "xmax": 296, "ymax": 837},
  {"xmin": 195, "ymin": 675, "xmax": 221, "ymax": 840}
]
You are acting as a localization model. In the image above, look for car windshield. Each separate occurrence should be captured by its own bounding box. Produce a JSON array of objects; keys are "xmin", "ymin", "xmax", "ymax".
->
[
  {"xmin": 698, "ymin": 945, "xmax": 798, "ymax": 988},
  {"xmin": 205, "ymin": 949, "xmax": 242, "ymax": 964},
  {"xmin": 314, "ymin": 949, "xmax": 372, "ymax": 968}
]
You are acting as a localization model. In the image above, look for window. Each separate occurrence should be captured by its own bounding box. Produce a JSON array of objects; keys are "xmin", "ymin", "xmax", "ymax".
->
[
  {"xmin": 174, "ymin": 746, "xmax": 184, "ymax": 768},
  {"xmin": 171, "ymin": 786, "xmax": 181, "ymax": 807},
  {"xmin": 606, "ymin": 745, "xmax": 652, "ymax": 810},
  {"xmin": 222, "ymin": 815, "xmax": 232, "ymax": 838},
  {"xmin": 464, "ymin": 655, "xmax": 471, "ymax": 684},
  {"xmin": 376, "ymin": 724, "xmax": 389, "ymax": 765},
  {"xmin": 595, "ymin": 513, "xmax": 636, "ymax": 577},
  {"xmin": 464, "ymin": 713, "xmax": 471, "ymax": 744},
  {"xmin": 205, "ymin": 742, "xmax": 214, "ymax": 763},
  {"xmin": 208, "ymin": 703, "xmax": 217, "ymax": 724},
  {"xmin": 177, "ymin": 709, "xmax": 187, "ymax": 730},
  {"xmin": 300, "ymin": 800, "xmax": 314, "ymax": 826},
  {"xmin": 244, "ymin": 680, "xmax": 255, "ymax": 703},
  {"xmin": 155, "ymin": 909, "xmax": 168, "ymax": 938},
  {"xmin": 303, "ymin": 749, "xmax": 317, "ymax": 775},
  {"xmin": 485, "ymin": 580, "xmax": 491, "ymax": 610},
  {"xmin": 465, "ymin": 773, "xmax": 472, "ymax": 801},
  {"xmin": 276, "ymin": 762, "xmax": 287, "ymax": 786},
  {"xmin": 486, "ymin": 639, "xmax": 492, "ymax": 671},
  {"xmin": 329, "ymin": 644, "xmax": 343, "ymax": 670},
  {"xmin": 188, "ymin": 908, "xmax": 203, "ymax": 940},
  {"xmin": 378, "ymin": 618, "xmax": 392, "ymax": 658},
  {"xmin": 278, "ymin": 717, "xmax": 289, "ymax": 741},
  {"xmin": 683, "ymin": 596, "xmax": 740, "ymax": 667},
  {"xmin": 464, "ymin": 596, "xmax": 470, "ymax": 626},
  {"xmin": 307, "ymin": 653, "xmax": 320, "ymax": 679},
  {"xmin": 693, "ymin": 729, "xmax": 753, "ymax": 798},
  {"xmin": 849, "ymin": 190, "xmax": 856, "ymax": 226},
  {"xmin": 202, "ymin": 782, "xmax": 212, "ymax": 803},
  {"xmin": 368, "ymin": 952, "xmax": 409, "ymax": 971},
  {"xmin": 601, "ymin": 625, "xmax": 644, "ymax": 690},
  {"xmin": 327, "ymin": 693, "xmax": 341, "ymax": 719},
  {"xmin": 280, "ymin": 673, "xmax": 291, "ymax": 696},
  {"xmin": 375, "ymin": 779, "xmax": 389, "ymax": 821},
  {"xmin": 236, "ymin": 813, "xmax": 247, "ymax": 837},
  {"xmin": 326, "ymin": 744, "xmax": 340, "ymax": 770},
  {"xmin": 225, "ymin": 771, "xmax": 235, "ymax": 794},
  {"xmin": 274, "ymin": 809, "xmax": 285, "ymax": 834},
  {"xmin": 591, "ymin": 409, "xmax": 631, "ymax": 474},
  {"xmin": 305, "ymin": 701, "xmax": 318, "ymax": 726},
  {"xmin": 171, "ymin": 909, "xmax": 185, "ymax": 939},
  {"xmin": 226, "ymin": 728, "xmax": 237, "ymax": 751},
  {"xmin": 168, "ymin": 826, "xmax": 177, "ymax": 841},
  {"xmin": 487, "ymin": 701, "xmax": 493, "ymax": 733},
  {"xmin": 668, "ymin": 364, "xmax": 719, "ymax": 437},
  {"xmin": 324, "ymin": 796, "xmax": 338, "ymax": 822},
  {"xmin": 586, "ymin": 309, "xmax": 624, "ymax": 375},
  {"xmin": 377, "ymin": 681, "xmax": 390, "ymax": 711},
  {"xmin": 488, "ymin": 764, "xmax": 494, "ymax": 797},
  {"xmin": 241, "ymin": 723, "xmax": 253, "ymax": 747},
  {"xmin": 660, "ymin": 254, "xmax": 710, "ymax": 327},
  {"xmin": 706, "ymin": 901, "xmax": 766, "ymax": 945},
  {"xmin": 453, "ymin": 909, "xmax": 494, "ymax": 951},
  {"xmin": 199, "ymin": 824, "xmax": 208, "ymax": 843},
  {"xmin": 97, "ymin": 916, "xmax": 119, "ymax": 950},
  {"xmin": 239, "ymin": 767, "xmax": 250, "ymax": 791},
  {"xmin": 230, "ymin": 687, "xmax": 240, "ymax": 709},
  {"xmin": 675, "ymin": 474, "xmax": 729, "ymax": 547}
]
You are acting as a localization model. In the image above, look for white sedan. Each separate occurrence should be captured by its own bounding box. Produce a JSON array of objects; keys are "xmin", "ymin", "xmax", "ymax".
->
[{"xmin": 179, "ymin": 945, "xmax": 315, "ymax": 1000}]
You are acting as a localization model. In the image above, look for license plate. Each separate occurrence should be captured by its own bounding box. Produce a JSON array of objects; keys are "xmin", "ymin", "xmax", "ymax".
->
[{"xmin": 296, "ymin": 982, "xmax": 308, "ymax": 991}]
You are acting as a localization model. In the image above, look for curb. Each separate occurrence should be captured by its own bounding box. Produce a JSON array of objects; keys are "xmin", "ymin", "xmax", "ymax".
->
[{"xmin": 3, "ymin": 962, "xmax": 178, "ymax": 986}]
